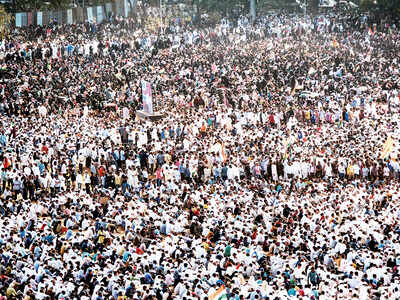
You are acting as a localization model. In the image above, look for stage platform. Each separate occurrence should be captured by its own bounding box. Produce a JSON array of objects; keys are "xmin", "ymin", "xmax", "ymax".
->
[{"xmin": 136, "ymin": 110, "xmax": 165, "ymax": 121}]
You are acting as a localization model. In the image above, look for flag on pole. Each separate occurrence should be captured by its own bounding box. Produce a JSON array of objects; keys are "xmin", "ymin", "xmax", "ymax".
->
[
  {"xmin": 380, "ymin": 136, "xmax": 394, "ymax": 159},
  {"xmin": 364, "ymin": 49, "xmax": 371, "ymax": 63},
  {"xmin": 337, "ymin": 113, "xmax": 343, "ymax": 128},
  {"xmin": 290, "ymin": 80, "xmax": 298, "ymax": 96},
  {"xmin": 238, "ymin": 274, "xmax": 246, "ymax": 285},
  {"xmin": 211, "ymin": 63, "xmax": 217, "ymax": 73},
  {"xmin": 308, "ymin": 67, "xmax": 316, "ymax": 75},
  {"xmin": 223, "ymin": 89, "xmax": 227, "ymax": 107},
  {"xmin": 221, "ymin": 143, "xmax": 227, "ymax": 163},
  {"xmin": 210, "ymin": 285, "xmax": 228, "ymax": 300},
  {"xmin": 141, "ymin": 80, "xmax": 153, "ymax": 114}
]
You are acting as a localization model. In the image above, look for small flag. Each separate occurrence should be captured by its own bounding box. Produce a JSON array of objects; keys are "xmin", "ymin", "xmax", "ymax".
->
[
  {"xmin": 364, "ymin": 50, "xmax": 371, "ymax": 63},
  {"xmin": 223, "ymin": 89, "xmax": 227, "ymax": 107},
  {"xmin": 210, "ymin": 285, "xmax": 228, "ymax": 300},
  {"xmin": 239, "ymin": 274, "xmax": 246, "ymax": 285},
  {"xmin": 337, "ymin": 115, "xmax": 342, "ymax": 128},
  {"xmin": 290, "ymin": 80, "xmax": 298, "ymax": 96},
  {"xmin": 221, "ymin": 143, "xmax": 227, "ymax": 163},
  {"xmin": 381, "ymin": 136, "xmax": 394, "ymax": 159}
]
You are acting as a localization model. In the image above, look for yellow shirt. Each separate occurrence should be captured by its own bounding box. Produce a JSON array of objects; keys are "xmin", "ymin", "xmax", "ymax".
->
[
  {"xmin": 347, "ymin": 165, "xmax": 354, "ymax": 176},
  {"xmin": 335, "ymin": 257, "xmax": 342, "ymax": 268},
  {"xmin": 203, "ymin": 242, "xmax": 209, "ymax": 251},
  {"xmin": 115, "ymin": 175, "xmax": 121, "ymax": 185},
  {"xmin": 6, "ymin": 287, "xmax": 17, "ymax": 297},
  {"xmin": 98, "ymin": 231, "xmax": 105, "ymax": 244}
]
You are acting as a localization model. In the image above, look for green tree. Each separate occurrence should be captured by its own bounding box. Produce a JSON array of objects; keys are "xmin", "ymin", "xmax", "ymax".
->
[
  {"xmin": 193, "ymin": 0, "xmax": 249, "ymax": 17},
  {"xmin": 255, "ymin": 0, "xmax": 301, "ymax": 11},
  {"xmin": 11, "ymin": 0, "xmax": 70, "ymax": 11},
  {"xmin": 46, "ymin": 0, "xmax": 71, "ymax": 9},
  {"xmin": 360, "ymin": 0, "xmax": 400, "ymax": 12},
  {"xmin": 0, "ymin": 5, "xmax": 12, "ymax": 38}
]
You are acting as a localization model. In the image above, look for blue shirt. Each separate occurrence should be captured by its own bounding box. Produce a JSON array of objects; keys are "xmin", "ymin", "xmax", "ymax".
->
[{"xmin": 122, "ymin": 251, "xmax": 131, "ymax": 263}]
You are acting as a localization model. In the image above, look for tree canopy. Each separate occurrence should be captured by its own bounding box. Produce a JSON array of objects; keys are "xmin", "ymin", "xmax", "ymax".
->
[
  {"xmin": 359, "ymin": 0, "xmax": 400, "ymax": 14},
  {"xmin": 0, "ymin": 5, "xmax": 12, "ymax": 38},
  {"xmin": 3, "ymin": 0, "xmax": 400, "ymax": 16}
]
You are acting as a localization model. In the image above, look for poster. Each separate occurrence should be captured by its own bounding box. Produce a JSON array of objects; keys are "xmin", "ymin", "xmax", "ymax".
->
[
  {"xmin": 16, "ymin": 13, "xmax": 23, "ymax": 27},
  {"xmin": 67, "ymin": 9, "xmax": 73, "ymax": 24},
  {"xmin": 97, "ymin": 6, "xmax": 103, "ymax": 23},
  {"xmin": 87, "ymin": 7, "xmax": 93, "ymax": 22},
  {"xmin": 141, "ymin": 80, "xmax": 153, "ymax": 114},
  {"xmin": 37, "ymin": 12, "xmax": 43, "ymax": 26}
]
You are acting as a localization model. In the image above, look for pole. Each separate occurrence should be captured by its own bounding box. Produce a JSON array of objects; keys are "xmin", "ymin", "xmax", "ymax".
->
[
  {"xmin": 160, "ymin": 0, "xmax": 163, "ymax": 34},
  {"xmin": 133, "ymin": 0, "xmax": 137, "ymax": 18},
  {"xmin": 250, "ymin": 0, "xmax": 256, "ymax": 24},
  {"xmin": 82, "ymin": 0, "xmax": 85, "ymax": 22}
]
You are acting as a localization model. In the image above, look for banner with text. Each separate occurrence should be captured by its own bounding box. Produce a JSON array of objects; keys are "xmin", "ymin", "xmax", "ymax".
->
[{"xmin": 141, "ymin": 80, "xmax": 153, "ymax": 114}]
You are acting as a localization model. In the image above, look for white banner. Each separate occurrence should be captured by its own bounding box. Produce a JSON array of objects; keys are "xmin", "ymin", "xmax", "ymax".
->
[
  {"xmin": 37, "ymin": 12, "xmax": 43, "ymax": 26},
  {"xmin": 87, "ymin": 7, "xmax": 93, "ymax": 22},
  {"xmin": 97, "ymin": 6, "xmax": 104, "ymax": 23},
  {"xmin": 67, "ymin": 9, "xmax": 73, "ymax": 24},
  {"xmin": 141, "ymin": 80, "xmax": 153, "ymax": 114}
]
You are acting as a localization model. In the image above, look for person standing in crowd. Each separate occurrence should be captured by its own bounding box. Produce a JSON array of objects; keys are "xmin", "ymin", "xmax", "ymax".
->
[{"xmin": 0, "ymin": 7, "xmax": 400, "ymax": 300}]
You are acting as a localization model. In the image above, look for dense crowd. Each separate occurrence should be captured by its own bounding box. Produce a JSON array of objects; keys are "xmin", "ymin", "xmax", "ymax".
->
[{"xmin": 0, "ymin": 8, "xmax": 400, "ymax": 300}]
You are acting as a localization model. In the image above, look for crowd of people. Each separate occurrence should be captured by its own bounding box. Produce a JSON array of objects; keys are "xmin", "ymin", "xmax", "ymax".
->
[{"xmin": 0, "ymin": 7, "xmax": 400, "ymax": 300}]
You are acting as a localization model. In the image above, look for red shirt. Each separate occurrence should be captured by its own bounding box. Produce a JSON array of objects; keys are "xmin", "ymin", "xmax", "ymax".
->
[
  {"xmin": 41, "ymin": 145, "xmax": 48, "ymax": 154},
  {"xmin": 269, "ymin": 115, "xmax": 275, "ymax": 124},
  {"xmin": 99, "ymin": 167, "xmax": 105, "ymax": 177}
]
